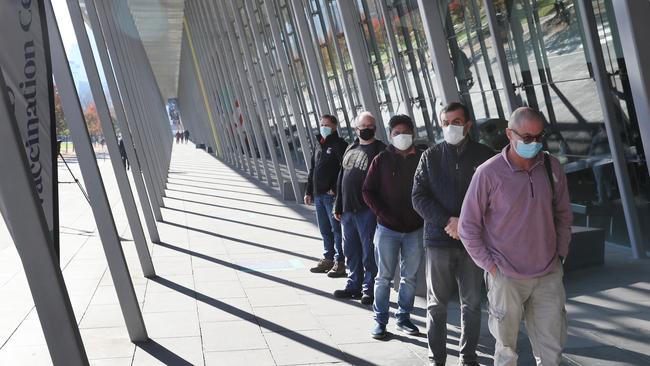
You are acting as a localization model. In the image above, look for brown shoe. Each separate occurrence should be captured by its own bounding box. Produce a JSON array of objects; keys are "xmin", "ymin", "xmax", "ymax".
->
[
  {"xmin": 327, "ymin": 261, "xmax": 347, "ymax": 278},
  {"xmin": 310, "ymin": 258, "xmax": 334, "ymax": 273}
]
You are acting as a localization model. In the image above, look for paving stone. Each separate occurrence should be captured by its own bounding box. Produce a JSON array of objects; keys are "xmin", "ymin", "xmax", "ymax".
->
[
  {"xmin": 204, "ymin": 349, "xmax": 275, "ymax": 366},
  {"xmin": 201, "ymin": 320, "xmax": 267, "ymax": 352},
  {"xmin": 263, "ymin": 329, "xmax": 346, "ymax": 365}
]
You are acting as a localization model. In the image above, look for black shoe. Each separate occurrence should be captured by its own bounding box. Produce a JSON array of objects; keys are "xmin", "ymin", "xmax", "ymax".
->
[
  {"xmin": 461, "ymin": 362, "xmax": 479, "ymax": 366},
  {"xmin": 396, "ymin": 318, "xmax": 420, "ymax": 335},
  {"xmin": 333, "ymin": 289, "xmax": 361, "ymax": 299},
  {"xmin": 360, "ymin": 294, "xmax": 373, "ymax": 305},
  {"xmin": 371, "ymin": 322, "xmax": 387, "ymax": 339}
]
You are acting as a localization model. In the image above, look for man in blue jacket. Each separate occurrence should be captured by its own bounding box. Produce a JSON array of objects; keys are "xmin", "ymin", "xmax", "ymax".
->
[{"xmin": 412, "ymin": 102, "xmax": 494, "ymax": 366}]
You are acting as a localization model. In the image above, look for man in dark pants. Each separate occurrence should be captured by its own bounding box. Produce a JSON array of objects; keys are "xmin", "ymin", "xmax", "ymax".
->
[
  {"xmin": 412, "ymin": 102, "xmax": 494, "ymax": 366},
  {"xmin": 333, "ymin": 111, "xmax": 385, "ymax": 304},
  {"xmin": 305, "ymin": 114, "xmax": 349, "ymax": 278}
]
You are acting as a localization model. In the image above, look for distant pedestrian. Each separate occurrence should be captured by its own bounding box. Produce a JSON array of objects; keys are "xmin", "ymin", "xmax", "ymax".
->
[
  {"xmin": 175, "ymin": 131, "xmax": 181, "ymax": 144},
  {"xmin": 184, "ymin": 129, "xmax": 190, "ymax": 143},
  {"xmin": 118, "ymin": 138, "xmax": 129, "ymax": 170},
  {"xmin": 332, "ymin": 111, "xmax": 385, "ymax": 305},
  {"xmin": 459, "ymin": 107, "xmax": 573, "ymax": 366},
  {"xmin": 306, "ymin": 114, "xmax": 348, "ymax": 278},
  {"xmin": 412, "ymin": 102, "xmax": 494, "ymax": 366},
  {"xmin": 363, "ymin": 114, "xmax": 424, "ymax": 340}
]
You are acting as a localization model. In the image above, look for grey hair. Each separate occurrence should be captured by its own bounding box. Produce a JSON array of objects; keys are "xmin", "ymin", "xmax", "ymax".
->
[
  {"xmin": 355, "ymin": 111, "xmax": 376, "ymax": 128},
  {"xmin": 508, "ymin": 106, "xmax": 545, "ymax": 129}
]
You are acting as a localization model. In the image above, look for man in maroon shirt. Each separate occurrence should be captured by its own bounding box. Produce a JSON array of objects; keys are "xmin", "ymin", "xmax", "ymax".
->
[{"xmin": 363, "ymin": 115, "xmax": 424, "ymax": 339}]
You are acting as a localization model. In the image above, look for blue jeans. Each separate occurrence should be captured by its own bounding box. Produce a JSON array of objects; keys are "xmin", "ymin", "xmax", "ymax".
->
[
  {"xmin": 373, "ymin": 224, "xmax": 423, "ymax": 325},
  {"xmin": 342, "ymin": 209, "xmax": 377, "ymax": 295},
  {"xmin": 314, "ymin": 194, "xmax": 343, "ymax": 262}
]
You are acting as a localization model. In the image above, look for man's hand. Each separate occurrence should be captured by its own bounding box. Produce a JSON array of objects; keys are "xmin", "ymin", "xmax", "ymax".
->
[
  {"xmin": 444, "ymin": 217, "xmax": 460, "ymax": 240},
  {"xmin": 334, "ymin": 213, "xmax": 341, "ymax": 221},
  {"xmin": 304, "ymin": 195, "xmax": 313, "ymax": 205},
  {"xmin": 488, "ymin": 265, "xmax": 497, "ymax": 277}
]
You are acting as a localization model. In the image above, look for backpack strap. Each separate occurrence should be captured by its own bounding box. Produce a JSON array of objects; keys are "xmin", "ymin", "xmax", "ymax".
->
[{"xmin": 543, "ymin": 151, "xmax": 557, "ymax": 210}]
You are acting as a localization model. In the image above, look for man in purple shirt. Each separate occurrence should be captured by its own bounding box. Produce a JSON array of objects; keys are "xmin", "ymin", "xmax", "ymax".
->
[{"xmin": 458, "ymin": 107, "xmax": 573, "ymax": 366}]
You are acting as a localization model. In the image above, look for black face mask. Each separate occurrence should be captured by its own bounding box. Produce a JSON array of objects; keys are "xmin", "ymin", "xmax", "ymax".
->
[{"xmin": 358, "ymin": 128, "xmax": 375, "ymax": 141}]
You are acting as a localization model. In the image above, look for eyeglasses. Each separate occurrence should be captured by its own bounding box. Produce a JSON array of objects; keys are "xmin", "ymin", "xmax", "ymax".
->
[
  {"xmin": 511, "ymin": 128, "xmax": 546, "ymax": 144},
  {"xmin": 441, "ymin": 118, "xmax": 466, "ymax": 127}
]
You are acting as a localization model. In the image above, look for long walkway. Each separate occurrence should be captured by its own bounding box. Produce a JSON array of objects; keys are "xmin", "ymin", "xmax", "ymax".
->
[{"xmin": 0, "ymin": 144, "xmax": 648, "ymax": 365}]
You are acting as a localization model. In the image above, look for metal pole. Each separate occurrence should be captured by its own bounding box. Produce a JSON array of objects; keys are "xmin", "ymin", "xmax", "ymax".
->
[
  {"xmin": 335, "ymin": 0, "xmax": 387, "ymax": 142},
  {"xmin": 484, "ymin": 0, "xmax": 518, "ymax": 115},
  {"xmin": 288, "ymin": 0, "xmax": 330, "ymax": 116},
  {"xmin": 46, "ymin": 1, "xmax": 148, "ymax": 341},
  {"xmin": 577, "ymin": 0, "xmax": 646, "ymax": 258},
  {"xmin": 67, "ymin": 0, "xmax": 155, "ymax": 278},
  {"xmin": 378, "ymin": 0, "xmax": 415, "ymax": 123},
  {"xmin": 100, "ymin": 0, "xmax": 166, "ymax": 214},
  {"xmin": 416, "ymin": 0, "xmax": 460, "ymax": 106},
  {"xmin": 0, "ymin": 71, "xmax": 89, "ymax": 366},
  {"xmin": 85, "ymin": 0, "xmax": 161, "ymax": 242},
  {"xmin": 612, "ymin": 0, "xmax": 650, "ymax": 179}
]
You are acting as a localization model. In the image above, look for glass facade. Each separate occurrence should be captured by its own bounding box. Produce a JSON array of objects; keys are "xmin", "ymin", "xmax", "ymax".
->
[{"xmin": 179, "ymin": 0, "xmax": 649, "ymax": 253}]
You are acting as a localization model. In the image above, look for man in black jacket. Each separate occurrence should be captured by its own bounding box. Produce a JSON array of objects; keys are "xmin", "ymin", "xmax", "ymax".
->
[
  {"xmin": 332, "ymin": 111, "xmax": 386, "ymax": 304},
  {"xmin": 305, "ymin": 114, "xmax": 349, "ymax": 277},
  {"xmin": 412, "ymin": 102, "xmax": 494, "ymax": 366}
]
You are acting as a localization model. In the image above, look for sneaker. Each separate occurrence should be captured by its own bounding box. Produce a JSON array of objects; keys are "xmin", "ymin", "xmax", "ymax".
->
[
  {"xmin": 326, "ymin": 261, "xmax": 346, "ymax": 278},
  {"xmin": 360, "ymin": 294, "xmax": 373, "ymax": 305},
  {"xmin": 310, "ymin": 258, "xmax": 334, "ymax": 273},
  {"xmin": 371, "ymin": 322, "xmax": 387, "ymax": 339},
  {"xmin": 333, "ymin": 289, "xmax": 362, "ymax": 299},
  {"xmin": 396, "ymin": 318, "xmax": 419, "ymax": 335}
]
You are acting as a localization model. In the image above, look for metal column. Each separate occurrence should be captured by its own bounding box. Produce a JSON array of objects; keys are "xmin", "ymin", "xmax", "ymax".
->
[
  {"xmin": 613, "ymin": 0, "xmax": 650, "ymax": 179},
  {"xmin": 0, "ymin": 72, "xmax": 89, "ymax": 366},
  {"xmin": 378, "ymin": 0, "xmax": 415, "ymax": 123},
  {"xmin": 335, "ymin": 0, "xmax": 387, "ymax": 141},
  {"xmin": 577, "ymin": 0, "xmax": 646, "ymax": 258},
  {"xmin": 484, "ymin": 0, "xmax": 519, "ymax": 115},
  {"xmin": 416, "ymin": 0, "xmax": 460, "ymax": 106},
  {"xmin": 46, "ymin": 1, "xmax": 148, "ymax": 342},
  {"xmin": 288, "ymin": 0, "xmax": 330, "ymax": 116},
  {"xmin": 85, "ymin": 0, "xmax": 161, "ymax": 243},
  {"xmin": 67, "ymin": 0, "xmax": 155, "ymax": 278}
]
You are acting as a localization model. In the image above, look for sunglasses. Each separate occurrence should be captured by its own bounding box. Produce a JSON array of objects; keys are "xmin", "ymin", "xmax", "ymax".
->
[{"xmin": 510, "ymin": 128, "xmax": 546, "ymax": 144}]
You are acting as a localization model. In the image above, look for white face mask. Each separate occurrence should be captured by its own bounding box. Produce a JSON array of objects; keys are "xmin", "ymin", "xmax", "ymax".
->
[
  {"xmin": 392, "ymin": 134, "xmax": 413, "ymax": 151},
  {"xmin": 443, "ymin": 125, "xmax": 466, "ymax": 145}
]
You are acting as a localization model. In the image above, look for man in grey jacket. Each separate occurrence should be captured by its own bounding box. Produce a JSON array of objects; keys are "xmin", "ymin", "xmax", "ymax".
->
[{"xmin": 412, "ymin": 102, "xmax": 494, "ymax": 366}]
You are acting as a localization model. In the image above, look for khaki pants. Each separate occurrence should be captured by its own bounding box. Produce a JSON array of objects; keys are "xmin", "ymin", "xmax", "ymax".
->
[{"xmin": 486, "ymin": 260, "xmax": 567, "ymax": 366}]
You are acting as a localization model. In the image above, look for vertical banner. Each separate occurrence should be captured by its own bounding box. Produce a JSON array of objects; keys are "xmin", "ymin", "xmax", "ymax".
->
[{"xmin": 0, "ymin": 0, "xmax": 58, "ymax": 255}]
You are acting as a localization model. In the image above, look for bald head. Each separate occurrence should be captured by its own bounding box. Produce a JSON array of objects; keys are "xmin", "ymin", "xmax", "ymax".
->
[
  {"xmin": 355, "ymin": 111, "xmax": 376, "ymax": 128},
  {"xmin": 508, "ymin": 107, "xmax": 545, "ymax": 130}
]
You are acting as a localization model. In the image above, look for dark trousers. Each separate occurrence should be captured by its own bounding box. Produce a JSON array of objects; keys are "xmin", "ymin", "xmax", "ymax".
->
[
  {"xmin": 425, "ymin": 246, "xmax": 483, "ymax": 364},
  {"xmin": 341, "ymin": 209, "xmax": 377, "ymax": 295}
]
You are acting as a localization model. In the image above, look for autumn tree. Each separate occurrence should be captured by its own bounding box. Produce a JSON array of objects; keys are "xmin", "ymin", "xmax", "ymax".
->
[
  {"xmin": 83, "ymin": 102, "xmax": 103, "ymax": 141},
  {"xmin": 54, "ymin": 86, "xmax": 69, "ymax": 136}
]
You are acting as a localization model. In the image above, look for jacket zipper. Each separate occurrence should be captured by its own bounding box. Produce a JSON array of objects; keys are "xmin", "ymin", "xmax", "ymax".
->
[{"xmin": 528, "ymin": 172, "xmax": 535, "ymax": 198}]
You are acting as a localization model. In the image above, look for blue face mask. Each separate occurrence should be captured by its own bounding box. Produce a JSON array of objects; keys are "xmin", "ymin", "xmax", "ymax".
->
[
  {"xmin": 514, "ymin": 140, "xmax": 543, "ymax": 159},
  {"xmin": 320, "ymin": 126, "xmax": 332, "ymax": 138}
]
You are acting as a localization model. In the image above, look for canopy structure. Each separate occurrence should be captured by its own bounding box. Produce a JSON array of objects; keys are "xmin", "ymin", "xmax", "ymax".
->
[{"xmin": 0, "ymin": 1, "xmax": 649, "ymax": 365}]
